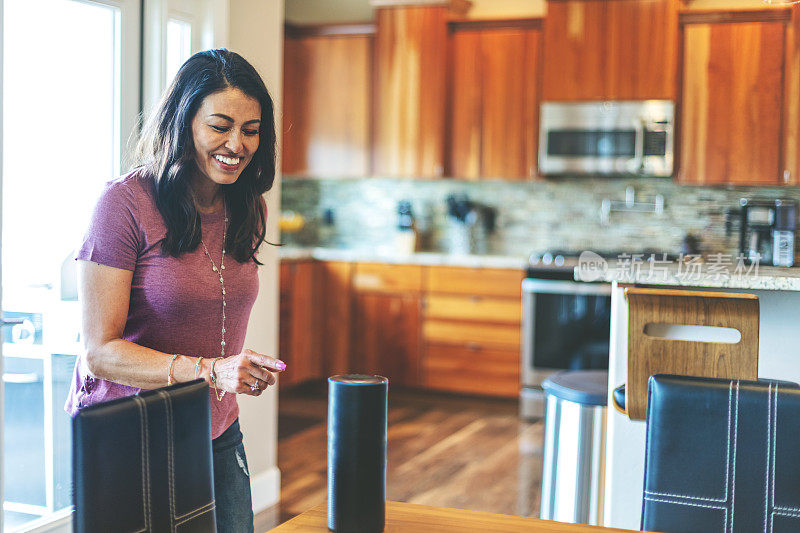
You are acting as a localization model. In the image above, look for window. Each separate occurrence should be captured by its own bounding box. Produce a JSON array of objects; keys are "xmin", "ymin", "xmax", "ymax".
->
[
  {"xmin": 2, "ymin": 0, "xmax": 140, "ymax": 530},
  {"xmin": 166, "ymin": 17, "xmax": 192, "ymax": 85}
]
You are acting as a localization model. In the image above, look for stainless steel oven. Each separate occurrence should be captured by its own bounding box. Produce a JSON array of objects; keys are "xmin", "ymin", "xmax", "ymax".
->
[
  {"xmin": 520, "ymin": 273, "xmax": 612, "ymax": 418},
  {"xmin": 539, "ymin": 100, "xmax": 674, "ymax": 177}
]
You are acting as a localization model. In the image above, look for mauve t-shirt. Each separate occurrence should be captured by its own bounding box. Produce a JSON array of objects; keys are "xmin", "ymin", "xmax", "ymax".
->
[{"xmin": 64, "ymin": 170, "xmax": 259, "ymax": 439}]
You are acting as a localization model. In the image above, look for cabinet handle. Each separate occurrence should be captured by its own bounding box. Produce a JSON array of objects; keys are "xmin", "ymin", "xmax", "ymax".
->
[
  {"xmin": 784, "ymin": 170, "xmax": 791, "ymax": 184},
  {"xmin": 467, "ymin": 342, "xmax": 482, "ymax": 352},
  {"xmin": 469, "ymin": 295, "xmax": 482, "ymax": 303}
]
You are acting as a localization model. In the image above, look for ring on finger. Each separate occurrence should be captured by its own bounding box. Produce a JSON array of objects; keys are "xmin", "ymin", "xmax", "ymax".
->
[{"xmin": 250, "ymin": 381, "xmax": 260, "ymax": 392}]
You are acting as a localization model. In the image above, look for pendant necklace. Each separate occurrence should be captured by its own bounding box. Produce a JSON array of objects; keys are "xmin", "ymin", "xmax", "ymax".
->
[{"xmin": 200, "ymin": 210, "xmax": 228, "ymax": 401}]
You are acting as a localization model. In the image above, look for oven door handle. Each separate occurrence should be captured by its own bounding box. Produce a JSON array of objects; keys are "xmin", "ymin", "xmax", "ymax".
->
[{"xmin": 522, "ymin": 278, "xmax": 612, "ymax": 296}]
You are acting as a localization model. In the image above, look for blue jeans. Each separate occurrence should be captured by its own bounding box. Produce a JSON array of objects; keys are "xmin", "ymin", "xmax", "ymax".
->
[{"xmin": 213, "ymin": 419, "xmax": 254, "ymax": 533}]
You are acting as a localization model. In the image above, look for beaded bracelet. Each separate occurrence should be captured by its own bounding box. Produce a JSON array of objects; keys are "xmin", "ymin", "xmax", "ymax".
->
[{"xmin": 167, "ymin": 354, "xmax": 179, "ymax": 386}]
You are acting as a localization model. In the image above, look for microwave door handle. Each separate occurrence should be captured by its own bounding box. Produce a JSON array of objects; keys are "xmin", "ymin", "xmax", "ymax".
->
[{"xmin": 630, "ymin": 120, "xmax": 645, "ymax": 173}]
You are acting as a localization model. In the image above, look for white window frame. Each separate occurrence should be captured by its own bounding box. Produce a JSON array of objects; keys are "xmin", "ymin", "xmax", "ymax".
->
[
  {"xmin": 0, "ymin": 1, "xmax": 140, "ymax": 532},
  {"xmin": 143, "ymin": 0, "xmax": 216, "ymax": 114}
]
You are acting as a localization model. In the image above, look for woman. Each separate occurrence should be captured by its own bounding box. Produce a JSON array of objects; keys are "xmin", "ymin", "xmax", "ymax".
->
[{"xmin": 64, "ymin": 49, "xmax": 283, "ymax": 532}]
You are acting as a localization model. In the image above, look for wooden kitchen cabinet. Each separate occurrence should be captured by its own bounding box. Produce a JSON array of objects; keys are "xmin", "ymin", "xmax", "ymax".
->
[
  {"xmin": 282, "ymin": 260, "xmax": 525, "ymax": 396},
  {"xmin": 421, "ymin": 266, "xmax": 524, "ymax": 398},
  {"xmin": 318, "ymin": 261, "xmax": 353, "ymax": 376},
  {"xmin": 449, "ymin": 21, "xmax": 542, "ymax": 180},
  {"xmin": 279, "ymin": 260, "xmax": 322, "ymax": 386},
  {"xmin": 282, "ymin": 26, "xmax": 373, "ymax": 177},
  {"xmin": 542, "ymin": 0, "xmax": 678, "ymax": 101},
  {"xmin": 373, "ymin": 4, "xmax": 465, "ymax": 178},
  {"xmin": 351, "ymin": 263, "xmax": 423, "ymax": 386},
  {"xmin": 678, "ymin": 10, "xmax": 788, "ymax": 185}
]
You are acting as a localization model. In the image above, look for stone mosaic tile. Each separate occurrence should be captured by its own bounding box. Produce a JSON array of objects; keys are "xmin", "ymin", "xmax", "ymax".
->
[{"xmin": 280, "ymin": 176, "xmax": 800, "ymax": 259}]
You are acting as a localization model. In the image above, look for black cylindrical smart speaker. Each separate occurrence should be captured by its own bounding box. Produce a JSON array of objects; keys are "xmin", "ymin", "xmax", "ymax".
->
[{"xmin": 327, "ymin": 375, "xmax": 388, "ymax": 533}]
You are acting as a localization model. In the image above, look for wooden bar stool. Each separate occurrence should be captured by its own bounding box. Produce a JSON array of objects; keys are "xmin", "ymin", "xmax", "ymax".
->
[{"xmin": 612, "ymin": 287, "xmax": 759, "ymax": 421}]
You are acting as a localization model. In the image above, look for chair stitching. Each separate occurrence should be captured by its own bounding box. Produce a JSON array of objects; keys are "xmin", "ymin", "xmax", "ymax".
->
[
  {"xmin": 772, "ymin": 385, "xmax": 778, "ymax": 532},
  {"xmin": 644, "ymin": 490, "xmax": 725, "ymax": 503},
  {"xmin": 644, "ymin": 496, "xmax": 727, "ymax": 510},
  {"xmin": 772, "ymin": 385, "xmax": 780, "ymax": 533},
  {"xmin": 174, "ymin": 501, "xmax": 215, "ymax": 522},
  {"xmin": 731, "ymin": 381, "xmax": 739, "ymax": 533},
  {"xmin": 774, "ymin": 507, "xmax": 800, "ymax": 515},
  {"xmin": 772, "ymin": 509, "xmax": 800, "ymax": 518},
  {"xmin": 765, "ymin": 383, "xmax": 772, "ymax": 533},
  {"xmin": 726, "ymin": 380, "xmax": 732, "ymax": 499},
  {"xmin": 174, "ymin": 503, "xmax": 216, "ymax": 526},
  {"xmin": 644, "ymin": 497, "xmax": 727, "ymax": 531},
  {"xmin": 167, "ymin": 392, "xmax": 176, "ymax": 533},
  {"xmin": 157, "ymin": 391, "xmax": 176, "ymax": 533},
  {"xmin": 133, "ymin": 396, "xmax": 151, "ymax": 532},
  {"xmin": 174, "ymin": 506, "xmax": 215, "ymax": 530}
]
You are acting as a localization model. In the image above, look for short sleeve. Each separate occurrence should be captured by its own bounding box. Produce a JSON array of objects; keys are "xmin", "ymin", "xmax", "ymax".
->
[{"xmin": 76, "ymin": 180, "xmax": 141, "ymax": 271}]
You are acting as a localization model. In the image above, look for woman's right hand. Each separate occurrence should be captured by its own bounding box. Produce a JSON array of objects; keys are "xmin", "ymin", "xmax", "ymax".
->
[{"xmin": 210, "ymin": 349, "xmax": 286, "ymax": 396}]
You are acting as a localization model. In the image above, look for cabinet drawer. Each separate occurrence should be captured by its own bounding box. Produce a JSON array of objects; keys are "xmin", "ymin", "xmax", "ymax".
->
[
  {"xmin": 425, "ymin": 294, "xmax": 521, "ymax": 324},
  {"xmin": 423, "ymin": 320, "xmax": 520, "ymax": 350},
  {"xmin": 353, "ymin": 263, "xmax": 423, "ymax": 293},
  {"xmin": 426, "ymin": 266, "xmax": 523, "ymax": 298},
  {"xmin": 280, "ymin": 262, "xmax": 292, "ymax": 293},
  {"xmin": 423, "ymin": 343, "xmax": 520, "ymax": 398}
]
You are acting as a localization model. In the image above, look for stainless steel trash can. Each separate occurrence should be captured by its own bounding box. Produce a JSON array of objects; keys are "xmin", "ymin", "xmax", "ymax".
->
[{"xmin": 539, "ymin": 370, "xmax": 608, "ymax": 526}]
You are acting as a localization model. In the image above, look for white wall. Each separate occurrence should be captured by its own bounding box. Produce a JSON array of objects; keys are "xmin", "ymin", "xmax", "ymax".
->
[{"xmin": 213, "ymin": 0, "xmax": 284, "ymax": 514}]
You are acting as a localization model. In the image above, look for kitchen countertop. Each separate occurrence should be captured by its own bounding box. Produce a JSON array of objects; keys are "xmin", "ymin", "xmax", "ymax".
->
[
  {"xmin": 279, "ymin": 247, "xmax": 529, "ymax": 270},
  {"xmin": 574, "ymin": 256, "xmax": 800, "ymax": 291}
]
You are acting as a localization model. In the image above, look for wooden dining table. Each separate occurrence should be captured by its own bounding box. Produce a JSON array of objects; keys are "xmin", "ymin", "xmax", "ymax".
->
[{"xmin": 268, "ymin": 501, "xmax": 648, "ymax": 532}]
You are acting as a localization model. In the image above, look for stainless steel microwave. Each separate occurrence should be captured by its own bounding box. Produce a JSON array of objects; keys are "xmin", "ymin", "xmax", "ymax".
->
[{"xmin": 538, "ymin": 101, "xmax": 674, "ymax": 177}]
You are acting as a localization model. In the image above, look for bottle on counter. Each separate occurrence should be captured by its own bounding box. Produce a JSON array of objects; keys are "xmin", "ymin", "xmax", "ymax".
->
[
  {"xmin": 318, "ymin": 207, "xmax": 336, "ymax": 246},
  {"xmin": 773, "ymin": 199, "xmax": 796, "ymax": 267},
  {"xmin": 395, "ymin": 200, "xmax": 417, "ymax": 255}
]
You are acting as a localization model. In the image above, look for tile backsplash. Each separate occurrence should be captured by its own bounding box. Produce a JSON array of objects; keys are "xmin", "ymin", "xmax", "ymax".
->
[{"xmin": 280, "ymin": 176, "xmax": 800, "ymax": 258}]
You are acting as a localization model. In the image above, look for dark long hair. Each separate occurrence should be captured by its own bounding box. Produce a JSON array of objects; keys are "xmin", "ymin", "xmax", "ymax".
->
[{"xmin": 136, "ymin": 49, "xmax": 276, "ymax": 264}]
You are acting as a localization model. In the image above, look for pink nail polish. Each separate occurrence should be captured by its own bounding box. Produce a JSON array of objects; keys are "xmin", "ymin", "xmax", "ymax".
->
[{"xmin": 277, "ymin": 362, "xmax": 286, "ymax": 370}]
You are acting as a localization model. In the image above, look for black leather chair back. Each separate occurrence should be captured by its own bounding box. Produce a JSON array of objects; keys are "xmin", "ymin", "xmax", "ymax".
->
[
  {"xmin": 643, "ymin": 374, "xmax": 800, "ymax": 533},
  {"xmin": 73, "ymin": 380, "xmax": 216, "ymax": 533}
]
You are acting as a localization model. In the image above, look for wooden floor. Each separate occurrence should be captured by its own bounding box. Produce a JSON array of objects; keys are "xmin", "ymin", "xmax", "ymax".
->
[{"xmin": 257, "ymin": 381, "xmax": 544, "ymax": 531}]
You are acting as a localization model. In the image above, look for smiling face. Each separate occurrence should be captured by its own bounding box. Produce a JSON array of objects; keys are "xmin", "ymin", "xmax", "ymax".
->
[{"xmin": 190, "ymin": 87, "xmax": 261, "ymax": 198}]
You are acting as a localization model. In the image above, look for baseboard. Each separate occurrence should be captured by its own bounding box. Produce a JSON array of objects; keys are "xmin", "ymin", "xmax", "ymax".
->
[{"xmin": 250, "ymin": 465, "xmax": 281, "ymax": 514}]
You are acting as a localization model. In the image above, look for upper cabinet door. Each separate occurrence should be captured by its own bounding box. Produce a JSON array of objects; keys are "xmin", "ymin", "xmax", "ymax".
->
[
  {"xmin": 542, "ymin": 0, "xmax": 678, "ymax": 101},
  {"xmin": 282, "ymin": 30, "xmax": 373, "ymax": 177},
  {"xmin": 604, "ymin": 0, "xmax": 678, "ymax": 100},
  {"xmin": 449, "ymin": 24, "xmax": 541, "ymax": 180},
  {"xmin": 542, "ymin": 0, "xmax": 606, "ymax": 101},
  {"xmin": 678, "ymin": 16, "xmax": 786, "ymax": 185},
  {"xmin": 373, "ymin": 6, "xmax": 450, "ymax": 178}
]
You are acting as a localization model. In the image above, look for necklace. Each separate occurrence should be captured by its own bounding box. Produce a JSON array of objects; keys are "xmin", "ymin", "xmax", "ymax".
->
[{"xmin": 200, "ymin": 212, "xmax": 228, "ymax": 401}]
